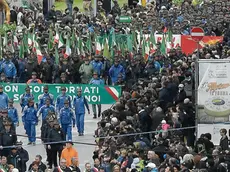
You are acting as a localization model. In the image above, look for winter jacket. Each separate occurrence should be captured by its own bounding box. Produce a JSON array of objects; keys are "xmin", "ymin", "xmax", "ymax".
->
[
  {"xmin": 58, "ymin": 107, "xmax": 75, "ymax": 125},
  {"xmin": 0, "ymin": 129, "xmax": 17, "ymax": 146},
  {"xmin": 7, "ymin": 153, "xmax": 22, "ymax": 171},
  {"xmin": 79, "ymin": 63, "xmax": 94, "ymax": 84},
  {"xmin": 38, "ymin": 93, "xmax": 54, "ymax": 109},
  {"xmin": 90, "ymin": 60, "xmax": 103, "ymax": 75},
  {"xmin": 220, "ymin": 135, "xmax": 229, "ymax": 151},
  {"xmin": 1, "ymin": 60, "xmax": 17, "ymax": 78},
  {"xmin": 0, "ymin": 92, "xmax": 9, "ymax": 109},
  {"xmin": 22, "ymin": 105, "xmax": 38, "ymax": 123},
  {"xmin": 89, "ymin": 78, "xmax": 104, "ymax": 85},
  {"xmin": 47, "ymin": 127, "xmax": 65, "ymax": 144},
  {"xmin": 73, "ymin": 96, "xmax": 89, "ymax": 114},
  {"xmin": 61, "ymin": 147, "xmax": 79, "ymax": 167},
  {"xmin": 109, "ymin": 64, "xmax": 125, "ymax": 84},
  {"xmin": 7, "ymin": 107, "xmax": 19, "ymax": 124},
  {"xmin": 55, "ymin": 94, "xmax": 72, "ymax": 113},
  {"xmin": 181, "ymin": 79, "xmax": 193, "ymax": 97},
  {"xmin": 17, "ymin": 148, "xmax": 29, "ymax": 172},
  {"xmin": 20, "ymin": 93, "xmax": 34, "ymax": 110},
  {"xmin": 27, "ymin": 79, "xmax": 42, "ymax": 84},
  {"xmin": 37, "ymin": 105, "xmax": 55, "ymax": 121}
]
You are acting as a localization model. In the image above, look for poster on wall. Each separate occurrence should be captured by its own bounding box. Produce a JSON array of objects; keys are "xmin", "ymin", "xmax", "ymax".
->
[{"xmin": 197, "ymin": 60, "xmax": 230, "ymax": 145}]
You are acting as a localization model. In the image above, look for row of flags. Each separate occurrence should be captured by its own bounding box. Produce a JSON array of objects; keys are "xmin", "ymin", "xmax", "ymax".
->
[{"xmin": 0, "ymin": 27, "xmax": 174, "ymax": 64}]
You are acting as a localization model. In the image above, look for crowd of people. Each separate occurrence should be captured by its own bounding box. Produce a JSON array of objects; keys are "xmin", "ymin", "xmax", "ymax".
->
[{"xmin": 0, "ymin": 0, "xmax": 230, "ymax": 171}]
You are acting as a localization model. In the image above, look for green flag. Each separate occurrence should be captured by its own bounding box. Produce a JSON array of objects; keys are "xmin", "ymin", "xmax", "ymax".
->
[
  {"xmin": 19, "ymin": 42, "xmax": 24, "ymax": 58},
  {"xmin": 160, "ymin": 34, "xmax": 167, "ymax": 55},
  {"xmin": 48, "ymin": 29, "xmax": 54, "ymax": 51},
  {"xmin": 3, "ymin": 32, "xmax": 8, "ymax": 47},
  {"xmin": 55, "ymin": 45, "xmax": 59, "ymax": 64},
  {"xmin": 103, "ymin": 38, "xmax": 110, "ymax": 60},
  {"xmin": 132, "ymin": 31, "xmax": 137, "ymax": 52},
  {"xmin": 142, "ymin": 38, "xmax": 146, "ymax": 57},
  {"xmin": 150, "ymin": 31, "xmax": 156, "ymax": 46},
  {"xmin": 166, "ymin": 29, "xmax": 173, "ymax": 42},
  {"xmin": 86, "ymin": 34, "xmax": 92, "ymax": 54},
  {"xmin": 127, "ymin": 35, "xmax": 132, "ymax": 53}
]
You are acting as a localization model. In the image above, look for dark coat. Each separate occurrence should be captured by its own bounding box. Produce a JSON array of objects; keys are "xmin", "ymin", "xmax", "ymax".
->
[
  {"xmin": 7, "ymin": 152, "xmax": 22, "ymax": 171},
  {"xmin": 17, "ymin": 148, "xmax": 29, "ymax": 172},
  {"xmin": 219, "ymin": 135, "xmax": 229, "ymax": 151}
]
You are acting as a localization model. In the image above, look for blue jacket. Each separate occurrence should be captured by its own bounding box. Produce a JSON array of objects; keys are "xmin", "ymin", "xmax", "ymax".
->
[
  {"xmin": 90, "ymin": 60, "xmax": 103, "ymax": 75},
  {"xmin": 55, "ymin": 94, "xmax": 72, "ymax": 113},
  {"xmin": 22, "ymin": 105, "xmax": 38, "ymax": 123},
  {"xmin": 8, "ymin": 107, "xmax": 19, "ymax": 123},
  {"xmin": 1, "ymin": 61, "xmax": 17, "ymax": 78},
  {"xmin": 20, "ymin": 93, "xmax": 34, "ymax": 110},
  {"xmin": 89, "ymin": 78, "xmax": 104, "ymax": 85},
  {"xmin": 37, "ymin": 105, "xmax": 55, "ymax": 121},
  {"xmin": 59, "ymin": 107, "xmax": 75, "ymax": 125},
  {"xmin": 0, "ymin": 92, "xmax": 8, "ymax": 109},
  {"xmin": 38, "ymin": 93, "xmax": 54, "ymax": 109},
  {"xmin": 73, "ymin": 96, "xmax": 89, "ymax": 114},
  {"xmin": 109, "ymin": 64, "xmax": 125, "ymax": 84}
]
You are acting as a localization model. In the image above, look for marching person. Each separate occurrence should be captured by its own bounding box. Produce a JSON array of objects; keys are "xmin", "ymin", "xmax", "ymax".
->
[
  {"xmin": 55, "ymin": 87, "xmax": 72, "ymax": 115},
  {"xmin": 37, "ymin": 99, "xmax": 55, "ymax": 124},
  {"xmin": 47, "ymin": 120, "xmax": 65, "ymax": 169},
  {"xmin": 22, "ymin": 99, "xmax": 38, "ymax": 145},
  {"xmin": 38, "ymin": 85, "xmax": 54, "ymax": 109},
  {"xmin": 73, "ymin": 88, "xmax": 90, "ymax": 136},
  {"xmin": 58, "ymin": 99, "xmax": 75, "ymax": 140},
  {"xmin": 89, "ymin": 72, "xmax": 104, "ymax": 118},
  {"xmin": 0, "ymin": 120, "xmax": 17, "ymax": 157},
  {"xmin": 79, "ymin": 57, "xmax": 94, "ymax": 84},
  {"xmin": 20, "ymin": 86, "xmax": 34, "ymax": 112},
  {"xmin": 109, "ymin": 59, "xmax": 125, "ymax": 86},
  {"xmin": 1, "ymin": 51, "xmax": 17, "ymax": 82},
  {"xmin": 27, "ymin": 72, "xmax": 42, "ymax": 84},
  {"xmin": 0, "ymin": 85, "xmax": 9, "ymax": 110},
  {"xmin": 7, "ymin": 99, "xmax": 19, "ymax": 129}
]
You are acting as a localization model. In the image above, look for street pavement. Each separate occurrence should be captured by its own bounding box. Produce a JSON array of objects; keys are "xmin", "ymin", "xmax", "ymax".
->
[{"xmin": 14, "ymin": 103, "xmax": 111, "ymax": 170}]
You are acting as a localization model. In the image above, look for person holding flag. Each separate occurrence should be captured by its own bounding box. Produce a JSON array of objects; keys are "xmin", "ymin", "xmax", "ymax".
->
[{"xmin": 27, "ymin": 72, "xmax": 42, "ymax": 84}]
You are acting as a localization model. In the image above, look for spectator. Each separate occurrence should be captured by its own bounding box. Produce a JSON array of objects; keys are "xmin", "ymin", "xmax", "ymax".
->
[
  {"xmin": 28, "ymin": 155, "xmax": 47, "ymax": 172},
  {"xmin": 61, "ymin": 141, "xmax": 79, "ymax": 167}
]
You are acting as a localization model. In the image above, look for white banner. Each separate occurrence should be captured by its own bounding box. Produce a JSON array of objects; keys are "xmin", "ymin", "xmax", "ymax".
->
[{"xmin": 198, "ymin": 60, "xmax": 230, "ymax": 145}]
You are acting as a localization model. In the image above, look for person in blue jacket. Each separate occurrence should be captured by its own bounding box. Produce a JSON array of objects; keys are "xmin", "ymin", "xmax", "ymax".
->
[
  {"xmin": 20, "ymin": 86, "xmax": 34, "ymax": 112},
  {"xmin": 0, "ymin": 85, "xmax": 9, "ymax": 110},
  {"xmin": 37, "ymin": 98, "xmax": 55, "ymax": 123},
  {"xmin": 0, "ymin": 52, "xmax": 17, "ymax": 82},
  {"xmin": 22, "ymin": 99, "xmax": 38, "ymax": 145},
  {"xmin": 38, "ymin": 85, "xmax": 54, "ymax": 110},
  {"xmin": 72, "ymin": 88, "xmax": 90, "ymax": 136},
  {"xmin": 90, "ymin": 55, "xmax": 104, "ymax": 76},
  {"xmin": 109, "ymin": 59, "xmax": 125, "ymax": 85},
  {"xmin": 55, "ymin": 87, "xmax": 71, "ymax": 115},
  {"xmin": 7, "ymin": 99, "xmax": 19, "ymax": 128},
  {"xmin": 58, "ymin": 99, "xmax": 75, "ymax": 140},
  {"xmin": 89, "ymin": 72, "xmax": 104, "ymax": 118}
]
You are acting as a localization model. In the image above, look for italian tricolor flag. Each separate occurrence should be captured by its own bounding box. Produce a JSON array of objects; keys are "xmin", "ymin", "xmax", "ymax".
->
[
  {"xmin": 34, "ymin": 39, "xmax": 43, "ymax": 64},
  {"xmin": 95, "ymin": 37, "xmax": 102, "ymax": 55},
  {"xmin": 58, "ymin": 34, "xmax": 64, "ymax": 48},
  {"xmin": 144, "ymin": 42, "xmax": 150, "ymax": 62},
  {"xmin": 54, "ymin": 31, "xmax": 59, "ymax": 44},
  {"xmin": 28, "ymin": 33, "xmax": 34, "ymax": 47},
  {"xmin": 64, "ymin": 38, "xmax": 71, "ymax": 58}
]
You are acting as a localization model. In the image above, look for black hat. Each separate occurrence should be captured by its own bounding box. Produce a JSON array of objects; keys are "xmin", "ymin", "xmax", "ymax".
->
[
  {"xmin": 16, "ymin": 141, "xmax": 23, "ymax": 146},
  {"xmin": 66, "ymin": 140, "xmax": 74, "ymax": 145},
  {"xmin": 32, "ymin": 71, "xmax": 37, "ymax": 75}
]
